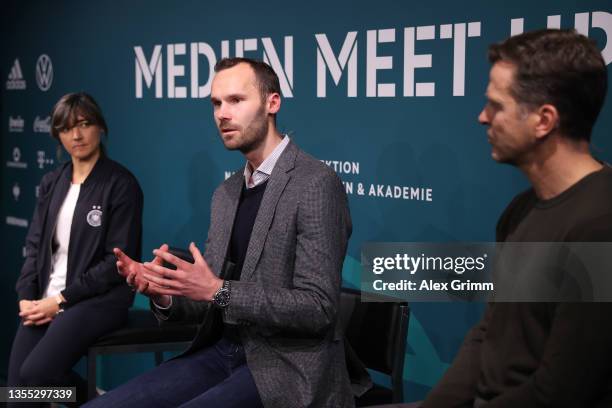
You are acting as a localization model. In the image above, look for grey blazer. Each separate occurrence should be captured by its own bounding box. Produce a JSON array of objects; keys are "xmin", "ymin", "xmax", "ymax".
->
[{"xmin": 154, "ymin": 141, "xmax": 355, "ymax": 408}]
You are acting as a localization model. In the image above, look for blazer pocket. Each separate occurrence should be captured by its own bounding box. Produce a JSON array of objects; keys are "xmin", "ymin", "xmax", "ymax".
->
[
  {"xmin": 264, "ymin": 219, "xmax": 290, "ymax": 257},
  {"xmin": 267, "ymin": 215, "xmax": 289, "ymax": 234},
  {"xmin": 266, "ymin": 335, "xmax": 327, "ymax": 352}
]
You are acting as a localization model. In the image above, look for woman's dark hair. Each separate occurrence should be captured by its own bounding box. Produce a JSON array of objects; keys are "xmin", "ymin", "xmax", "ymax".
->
[
  {"xmin": 51, "ymin": 92, "xmax": 108, "ymax": 144},
  {"xmin": 51, "ymin": 92, "xmax": 108, "ymax": 159}
]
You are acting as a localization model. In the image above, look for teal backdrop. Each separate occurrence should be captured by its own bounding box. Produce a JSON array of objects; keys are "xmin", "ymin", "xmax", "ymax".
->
[{"xmin": 1, "ymin": 0, "xmax": 611, "ymax": 401}]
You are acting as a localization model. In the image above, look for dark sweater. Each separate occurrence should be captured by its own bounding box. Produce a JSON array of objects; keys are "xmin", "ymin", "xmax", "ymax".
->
[
  {"xmin": 424, "ymin": 165, "xmax": 612, "ymax": 408},
  {"xmin": 224, "ymin": 180, "xmax": 268, "ymax": 343},
  {"xmin": 228, "ymin": 180, "xmax": 268, "ymax": 281}
]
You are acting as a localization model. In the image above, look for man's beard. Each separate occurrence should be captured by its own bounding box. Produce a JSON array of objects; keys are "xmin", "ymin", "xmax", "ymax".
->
[{"xmin": 220, "ymin": 105, "xmax": 269, "ymax": 155}]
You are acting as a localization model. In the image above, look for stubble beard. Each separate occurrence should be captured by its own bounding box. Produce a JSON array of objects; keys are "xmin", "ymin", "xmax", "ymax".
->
[{"xmin": 221, "ymin": 105, "xmax": 269, "ymax": 155}]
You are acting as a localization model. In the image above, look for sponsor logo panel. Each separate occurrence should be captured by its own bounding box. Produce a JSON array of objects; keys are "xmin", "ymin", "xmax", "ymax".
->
[
  {"xmin": 6, "ymin": 147, "xmax": 27, "ymax": 169},
  {"xmin": 6, "ymin": 216, "xmax": 28, "ymax": 228},
  {"xmin": 36, "ymin": 151, "xmax": 54, "ymax": 169},
  {"xmin": 12, "ymin": 182, "xmax": 21, "ymax": 201},
  {"xmin": 9, "ymin": 116, "xmax": 24, "ymax": 132},
  {"xmin": 35, "ymin": 54, "xmax": 53, "ymax": 91},
  {"xmin": 6, "ymin": 58, "xmax": 26, "ymax": 90},
  {"xmin": 33, "ymin": 116, "xmax": 51, "ymax": 133}
]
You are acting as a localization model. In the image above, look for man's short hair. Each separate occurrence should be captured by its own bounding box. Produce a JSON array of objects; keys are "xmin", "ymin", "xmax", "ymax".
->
[
  {"xmin": 214, "ymin": 57, "xmax": 281, "ymax": 101},
  {"xmin": 488, "ymin": 29, "xmax": 607, "ymax": 142}
]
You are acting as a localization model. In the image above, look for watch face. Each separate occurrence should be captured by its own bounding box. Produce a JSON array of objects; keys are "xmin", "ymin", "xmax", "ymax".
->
[{"xmin": 214, "ymin": 288, "xmax": 230, "ymax": 307}]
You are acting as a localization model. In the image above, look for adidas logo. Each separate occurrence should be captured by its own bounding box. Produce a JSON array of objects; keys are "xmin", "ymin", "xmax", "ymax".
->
[{"xmin": 6, "ymin": 59, "xmax": 26, "ymax": 90}]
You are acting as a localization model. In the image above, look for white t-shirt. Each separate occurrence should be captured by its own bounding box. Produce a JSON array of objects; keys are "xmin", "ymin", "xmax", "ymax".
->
[{"xmin": 44, "ymin": 183, "xmax": 81, "ymax": 298}]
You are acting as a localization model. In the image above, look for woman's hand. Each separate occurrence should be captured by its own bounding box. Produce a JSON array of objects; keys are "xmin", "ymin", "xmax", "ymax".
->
[
  {"xmin": 18, "ymin": 300, "xmax": 37, "ymax": 324},
  {"xmin": 19, "ymin": 299, "xmax": 35, "ymax": 315},
  {"xmin": 19, "ymin": 297, "xmax": 60, "ymax": 326}
]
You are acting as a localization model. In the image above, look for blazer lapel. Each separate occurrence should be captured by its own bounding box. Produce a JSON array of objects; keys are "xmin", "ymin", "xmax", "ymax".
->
[
  {"xmin": 239, "ymin": 142, "xmax": 297, "ymax": 282},
  {"xmin": 215, "ymin": 173, "xmax": 243, "ymax": 276}
]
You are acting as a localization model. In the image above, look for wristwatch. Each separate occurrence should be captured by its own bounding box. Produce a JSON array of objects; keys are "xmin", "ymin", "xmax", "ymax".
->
[{"xmin": 212, "ymin": 280, "xmax": 231, "ymax": 308}]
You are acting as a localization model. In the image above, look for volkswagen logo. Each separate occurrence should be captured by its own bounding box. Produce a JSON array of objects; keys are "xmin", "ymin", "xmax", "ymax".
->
[{"xmin": 35, "ymin": 54, "xmax": 53, "ymax": 91}]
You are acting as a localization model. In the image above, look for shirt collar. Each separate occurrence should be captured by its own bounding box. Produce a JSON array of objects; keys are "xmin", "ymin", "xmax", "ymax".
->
[{"xmin": 243, "ymin": 135, "xmax": 290, "ymax": 188}]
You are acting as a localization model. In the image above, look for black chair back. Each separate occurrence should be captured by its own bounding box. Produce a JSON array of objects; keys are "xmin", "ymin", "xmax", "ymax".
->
[{"xmin": 340, "ymin": 287, "xmax": 410, "ymax": 404}]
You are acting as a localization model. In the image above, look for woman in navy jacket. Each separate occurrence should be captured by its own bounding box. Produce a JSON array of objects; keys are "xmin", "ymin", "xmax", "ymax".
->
[{"xmin": 7, "ymin": 92, "xmax": 143, "ymax": 406}]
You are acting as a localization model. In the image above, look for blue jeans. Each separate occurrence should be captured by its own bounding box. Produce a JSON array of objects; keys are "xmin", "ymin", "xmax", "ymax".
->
[{"xmin": 84, "ymin": 338, "xmax": 263, "ymax": 408}]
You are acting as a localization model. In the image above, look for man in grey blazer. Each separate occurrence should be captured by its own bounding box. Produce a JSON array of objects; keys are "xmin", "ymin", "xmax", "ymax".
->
[{"xmin": 85, "ymin": 58, "xmax": 354, "ymax": 407}]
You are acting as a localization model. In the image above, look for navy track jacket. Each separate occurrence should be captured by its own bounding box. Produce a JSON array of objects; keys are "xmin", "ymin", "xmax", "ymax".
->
[{"xmin": 16, "ymin": 156, "xmax": 143, "ymax": 308}]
